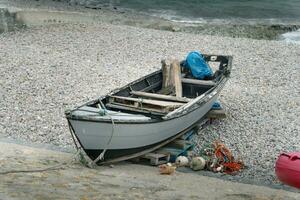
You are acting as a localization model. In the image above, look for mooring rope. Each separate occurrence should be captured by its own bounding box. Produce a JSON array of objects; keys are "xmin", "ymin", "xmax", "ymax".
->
[
  {"xmin": 0, "ymin": 101, "xmax": 118, "ymax": 174},
  {"xmin": 0, "ymin": 148, "xmax": 82, "ymax": 175},
  {"xmin": 87, "ymin": 101, "xmax": 116, "ymax": 166},
  {"xmin": 91, "ymin": 113, "xmax": 115, "ymax": 165}
]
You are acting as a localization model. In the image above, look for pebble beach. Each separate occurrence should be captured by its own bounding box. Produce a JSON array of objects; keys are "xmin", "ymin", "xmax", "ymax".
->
[{"xmin": 0, "ymin": 0, "xmax": 300, "ymax": 191}]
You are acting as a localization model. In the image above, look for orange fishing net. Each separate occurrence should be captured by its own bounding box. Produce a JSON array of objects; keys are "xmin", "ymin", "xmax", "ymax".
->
[
  {"xmin": 212, "ymin": 141, "xmax": 244, "ymax": 174},
  {"xmin": 213, "ymin": 141, "xmax": 234, "ymax": 163}
]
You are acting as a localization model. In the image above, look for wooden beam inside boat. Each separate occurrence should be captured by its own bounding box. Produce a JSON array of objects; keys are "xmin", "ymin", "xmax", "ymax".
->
[
  {"xmin": 131, "ymin": 91, "xmax": 191, "ymax": 103},
  {"xmin": 161, "ymin": 59, "xmax": 172, "ymax": 90},
  {"xmin": 171, "ymin": 60, "xmax": 182, "ymax": 97},
  {"xmin": 140, "ymin": 81, "xmax": 162, "ymax": 93},
  {"xmin": 106, "ymin": 103, "xmax": 165, "ymax": 116},
  {"xmin": 160, "ymin": 59, "xmax": 182, "ymax": 97},
  {"xmin": 109, "ymin": 96, "xmax": 184, "ymax": 107},
  {"xmin": 181, "ymin": 78, "xmax": 216, "ymax": 86}
]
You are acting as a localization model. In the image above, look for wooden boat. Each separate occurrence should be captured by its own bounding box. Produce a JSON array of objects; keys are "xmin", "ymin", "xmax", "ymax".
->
[{"xmin": 65, "ymin": 54, "xmax": 232, "ymax": 164}]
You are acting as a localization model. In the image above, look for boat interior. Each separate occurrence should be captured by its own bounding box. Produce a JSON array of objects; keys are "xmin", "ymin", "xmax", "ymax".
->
[{"xmin": 71, "ymin": 55, "xmax": 231, "ymax": 119}]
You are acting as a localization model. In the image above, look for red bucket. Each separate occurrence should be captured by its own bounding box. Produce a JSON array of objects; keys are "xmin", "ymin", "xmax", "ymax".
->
[{"xmin": 275, "ymin": 152, "xmax": 300, "ymax": 189}]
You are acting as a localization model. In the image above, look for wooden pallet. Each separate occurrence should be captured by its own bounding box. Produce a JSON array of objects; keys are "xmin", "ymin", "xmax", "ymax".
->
[
  {"xmin": 166, "ymin": 139, "xmax": 193, "ymax": 150},
  {"xmin": 156, "ymin": 140, "xmax": 194, "ymax": 162},
  {"xmin": 207, "ymin": 109, "xmax": 226, "ymax": 119},
  {"xmin": 130, "ymin": 139, "xmax": 194, "ymax": 165},
  {"xmin": 180, "ymin": 129, "xmax": 196, "ymax": 141},
  {"xmin": 131, "ymin": 152, "xmax": 170, "ymax": 166}
]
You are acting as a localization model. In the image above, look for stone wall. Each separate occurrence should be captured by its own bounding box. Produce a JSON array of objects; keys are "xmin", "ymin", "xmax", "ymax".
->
[{"xmin": 0, "ymin": 8, "xmax": 20, "ymax": 33}]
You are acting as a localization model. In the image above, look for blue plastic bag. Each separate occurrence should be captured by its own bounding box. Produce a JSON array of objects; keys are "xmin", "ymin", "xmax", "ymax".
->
[
  {"xmin": 182, "ymin": 51, "xmax": 213, "ymax": 80},
  {"xmin": 212, "ymin": 101, "xmax": 222, "ymax": 110}
]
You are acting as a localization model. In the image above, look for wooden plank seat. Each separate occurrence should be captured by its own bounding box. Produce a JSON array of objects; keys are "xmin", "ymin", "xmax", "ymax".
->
[
  {"xmin": 181, "ymin": 78, "xmax": 216, "ymax": 86},
  {"xmin": 106, "ymin": 103, "xmax": 165, "ymax": 116},
  {"xmin": 107, "ymin": 96, "xmax": 184, "ymax": 114},
  {"xmin": 130, "ymin": 91, "xmax": 191, "ymax": 103}
]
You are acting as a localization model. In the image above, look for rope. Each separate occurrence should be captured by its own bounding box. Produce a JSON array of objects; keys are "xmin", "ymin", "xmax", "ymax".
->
[
  {"xmin": 68, "ymin": 120, "xmax": 80, "ymax": 150},
  {"xmin": 0, "ymin": 101, "xmax": 117, "ymax": 173},
  {"xmin": 0, "ymin": 148, "xmax": 81, "ymax": 175},
  {"xmin": 88, "ymin": 101, "xmax": 115, "ymax": 166},
  {"xmin": 65, "ymin": 101, "xmax": 116, "ymax": 168},
  {"xmin": 91, "ymin": 114, "xmax": 115, "ymax": 165}
]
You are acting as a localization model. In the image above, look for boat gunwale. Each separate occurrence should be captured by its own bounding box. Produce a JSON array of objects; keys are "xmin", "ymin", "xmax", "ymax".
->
[{"xmin": 65, "ymin": 55, "xmax": 232, "ymax": 124}]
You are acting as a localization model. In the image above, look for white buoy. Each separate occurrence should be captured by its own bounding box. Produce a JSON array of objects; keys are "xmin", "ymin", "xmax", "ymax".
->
[
  {"xmin": 175, "ymin": 156, "xmax": 189, "ymax": 167},
  {"xmin": 190, "ymin": 157, "xmax": 206, "ymax": 171}
]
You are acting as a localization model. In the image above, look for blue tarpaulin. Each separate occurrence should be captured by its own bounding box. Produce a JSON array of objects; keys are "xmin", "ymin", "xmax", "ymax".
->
[{"xmin": 182, "ymin": 51, "xmax": 213, "ymax": 80}]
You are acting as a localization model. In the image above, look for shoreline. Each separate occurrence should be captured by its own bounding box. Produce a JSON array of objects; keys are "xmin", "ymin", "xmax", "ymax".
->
[
  {"xmin": 1, "ymin": 0, "xmax": 300, "ymax": 41},
  {"xmin": 0, "ymin": 0, "xmax": 300, "ymax": 193}
]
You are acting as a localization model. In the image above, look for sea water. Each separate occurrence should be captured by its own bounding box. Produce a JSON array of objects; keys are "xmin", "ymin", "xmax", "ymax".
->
[
  {"xmin": 112, "ymin": 0, "xmax": 300, "ymax": 20},
  {"xmin": 282, "ymin": 29, "xmax": 300, "ymax": 44},
  {"xmin": 102, "ymin": 0, "xmax": 300, "ymax": 43}
]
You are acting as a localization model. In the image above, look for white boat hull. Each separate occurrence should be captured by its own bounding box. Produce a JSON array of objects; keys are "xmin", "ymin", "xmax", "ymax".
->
[{"xmin": 69, "ymin": 94, "xmax": 217, "ymax": 150}]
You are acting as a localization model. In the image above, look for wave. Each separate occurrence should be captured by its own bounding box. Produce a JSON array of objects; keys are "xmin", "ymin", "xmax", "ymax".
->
[
  {"xmin": 281, "ymin": 29, "xmax": 300, "ymax": 44},
  {"xmin": 143, "ymin": 9, "xmax": 300, "ymax": 26}
]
